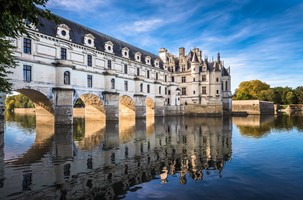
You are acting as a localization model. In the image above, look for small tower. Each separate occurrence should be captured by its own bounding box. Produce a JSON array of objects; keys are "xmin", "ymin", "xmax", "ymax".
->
[{"xmin": 159, "ymin": 48, "xmax": 168, "ymax": 63}]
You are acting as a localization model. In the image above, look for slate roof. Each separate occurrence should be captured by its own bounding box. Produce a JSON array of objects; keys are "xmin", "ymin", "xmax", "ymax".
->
[{"xmin": 36, "ymin": 15, "xmax": 164, "ymax": 69}]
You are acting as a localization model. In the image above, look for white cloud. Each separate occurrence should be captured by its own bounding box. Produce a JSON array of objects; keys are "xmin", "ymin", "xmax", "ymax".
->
[{"xmin": 123, "ymin": 18, "xmax": 164, "ymax": 33}]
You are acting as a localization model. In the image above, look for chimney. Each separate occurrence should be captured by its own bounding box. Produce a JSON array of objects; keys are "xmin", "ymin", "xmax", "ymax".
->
[{"xmin": 179, "ymin": 47, "xmax": 185, "ymax": 57}]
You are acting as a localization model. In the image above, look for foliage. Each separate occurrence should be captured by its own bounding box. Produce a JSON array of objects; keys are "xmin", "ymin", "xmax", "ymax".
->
[
  {"xmin": 234, "ymin": 80, "xmax": 303, "ymax": 105},
  {"xmin": 74, "ymin": 98, "xmax": 85, "ymax": 108},
  {"xmin": 5, "ymin": 94, "xmax": 34, "ymax": 110},
  {"xmin": 233, "ymin": 80, "xmax": 270, "ymax": 100},
  {"xmin": 0, "ymin": 0, "xmax": 58, "ymax": 92}
]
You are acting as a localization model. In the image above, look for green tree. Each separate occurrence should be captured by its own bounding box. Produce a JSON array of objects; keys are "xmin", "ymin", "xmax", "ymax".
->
[
  {"xmin": 294, "ymin": 86, "xmax": 303, "ymax": 104},
  {"xmin": 0, "ymin": 0, "xmax": 57, "ymax": 92},
  {"xmin": 286, "ymin": 91, "xmax": 296, "ymax": 104},
  {"xmin": 233, "ymin": 80, "xmax": 270, "ymax": 100}
]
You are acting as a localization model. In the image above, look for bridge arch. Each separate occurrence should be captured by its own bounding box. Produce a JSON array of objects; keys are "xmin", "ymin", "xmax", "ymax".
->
[
  {"xmin": 74, "ymin": 93, "xmax": 105, "ymax": 120},
  {"xmin": 16, "ymin": 88, "xmax": 54, "ymax": 114},
  {"xmin": 119, "ymin": 95, "xmax": 135, "ymax": 119}
]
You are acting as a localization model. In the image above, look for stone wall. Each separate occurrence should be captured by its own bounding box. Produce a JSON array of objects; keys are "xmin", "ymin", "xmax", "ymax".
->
[
  {"xmin": 232, "ymin": 100, "xmax": 274, "ymax": 115},
  {"xmin": 184, "ymin": 104, "xmax": 223, "ymax": 116}
]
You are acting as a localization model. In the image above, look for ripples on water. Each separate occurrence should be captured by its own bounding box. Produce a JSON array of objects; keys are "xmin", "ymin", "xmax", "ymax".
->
[{"xmin": 0, "ymin": 112, "xmax": 303, "ymax": 200}]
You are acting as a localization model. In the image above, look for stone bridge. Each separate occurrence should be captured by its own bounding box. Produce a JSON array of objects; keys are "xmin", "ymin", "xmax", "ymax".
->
[{"xmin": 0, "ymin": 79, "xmax": 164, "ymax": 125}]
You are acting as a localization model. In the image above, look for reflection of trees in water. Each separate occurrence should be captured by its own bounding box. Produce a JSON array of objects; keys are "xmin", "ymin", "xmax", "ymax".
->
[
  {"xmin": 4, "ymin": 111, "xmax": 36, "ymax": 130},
  {"xmin": 73, "ymin": 118, "xmax": 85, "ymax": 141},
  {"xmin": 238, "ymin": 125, "xmax": 272, "ymax": 138},
  {"xmin": 274, "ymin": 114, "xmax": 303, "ymax": 131}
]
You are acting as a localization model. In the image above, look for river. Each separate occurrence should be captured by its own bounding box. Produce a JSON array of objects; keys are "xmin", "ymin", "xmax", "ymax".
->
[{"xmin": 0, "ymin": 112, "xmax": 302, "ymax": 200}]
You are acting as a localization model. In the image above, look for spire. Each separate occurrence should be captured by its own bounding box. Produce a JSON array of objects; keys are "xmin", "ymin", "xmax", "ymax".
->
[
  {"xmin": 191, "ymin": 51, "xmax": 199, "ymax": 63},
  {"xmin": 217, "ymin": 52, "xmax": 221, "ymax": 62}
]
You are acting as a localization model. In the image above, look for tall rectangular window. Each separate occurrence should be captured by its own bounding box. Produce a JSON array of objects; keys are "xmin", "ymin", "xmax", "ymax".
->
[
  {"xmin": 61, "ymin": 48, "xmax": 67, "ymax": 60},
  {"xmin": 165, "ymin": 87, "xmax": 167, "ymax": 95},
  {"xmin": 124, "ymin": 64, "xmax": 128, "ymax": 74},
  {"xmin": 171, "ymin": 76, "xmax": 175, "ymax": 82},
  {"xmin": 147, "ymin": 84, "xmax": 150, "ymax": 93},
  {"xmin": 202, "ymin": 75, "xmax": 206, "ymax": 82},
  {"xmin": 23, "ymin": 65, "xmax": 31, "ymax": 82},
  {"xmin": 165, "ymin": 75, "xmax": 167, "ymax": 82},
  {"xmin": 147, "ymin": 70, "xmax": 150, "ymax": 78},
  {"xmin": 137, "ymin": 68, "xmax": 140, "ymax": 76},
  {"xmin": 23, "ymin": 38, "xmax": 31, "ymax": 54},
  {"xmin": 87, "ymin": 55, "xmax": 92, "ymax": 67},
  {"xmin": 124, "ymin": 81, "xmax": 128, "ymax": 91},
  {"xmin": 182, "ymin": 77, "xmax": 186, "ymax": 83},
  {"xmin": 108, "ymin": 60, "xmax": 112, "ymax": 69},
  {"xmin": 156, "ymin": 73, "xmax": 158, "ymax": 80},
  {"xmin": 87, "ymin": 75, "xmax": 92, "ymax": 88},
  {"xmin": 181, "ymin": 87, "xmax": 186, "ymax": 95},
  {"xmin": 202, "ymin": 86, "xmax": 207, "ymax": 94}
]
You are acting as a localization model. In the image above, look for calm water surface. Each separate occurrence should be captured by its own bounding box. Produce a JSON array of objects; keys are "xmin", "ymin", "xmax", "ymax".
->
[{"xmin": 0, "ymin": 113, "xmax": 303, "ymax": 200}]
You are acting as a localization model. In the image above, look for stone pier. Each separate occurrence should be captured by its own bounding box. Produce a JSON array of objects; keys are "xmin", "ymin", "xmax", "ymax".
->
[
  {"xmin": 134, "ymin": 95, "xmax": 146, "ymax": 119},
  {"xmin": 103, "ymin": 92, "xmax": 119, "ymax": 120},
  {"xmin": 53, "ymin": 88, "xmax": 74, "ymax": 125}
]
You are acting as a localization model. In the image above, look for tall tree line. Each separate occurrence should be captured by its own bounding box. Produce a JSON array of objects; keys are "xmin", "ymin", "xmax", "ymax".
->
[{"xmin": 233, "ymin": 80, "xmax": 303, "ymax": 105}]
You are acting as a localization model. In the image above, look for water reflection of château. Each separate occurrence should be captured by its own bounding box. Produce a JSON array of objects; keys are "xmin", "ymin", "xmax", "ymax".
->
[{"xmin": 0, "ymin": 115, "xmax": 232, "ymax": 200}]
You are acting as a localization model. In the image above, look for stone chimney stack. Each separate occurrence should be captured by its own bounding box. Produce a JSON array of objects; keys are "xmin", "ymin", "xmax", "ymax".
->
[
  {"xmin": 159, "ymin": 48, "xmax": 168, "ymax": 62},
  {"xmin": 179, "ymin": 47, "xmax": 185, "ymax": 58}
]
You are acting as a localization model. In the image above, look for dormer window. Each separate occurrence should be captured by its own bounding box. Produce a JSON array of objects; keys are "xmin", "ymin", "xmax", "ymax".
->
[
  {"xmin": 105, "ymin": 41, "xmax": 114, "ymax": 54},
  {"xmin": 57, "ymin": 24, "xmax": 71, "ymax": 41},
  {"xmin": 135, "ymin": 52, "xmax": 141, "ymax": 62},
  {"xmin": 154, "ymin": 59, "xmax": 160, "ymax": 67},
  {"xmin": 145, "ymin": 56, "xmax": 151, "ymax": 65},
  {"xmin": 122, "ymin": 47, "xmax": 129, "ymax": 58},
  {"xmin": 84, "ymin": 33, "xmax": 95, "ymax": 48}
]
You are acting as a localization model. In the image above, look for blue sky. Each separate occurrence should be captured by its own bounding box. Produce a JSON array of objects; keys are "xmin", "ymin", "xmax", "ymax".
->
[{"xmin": 46, "ymin": 0, "xmax": 303, "ymax": 92}]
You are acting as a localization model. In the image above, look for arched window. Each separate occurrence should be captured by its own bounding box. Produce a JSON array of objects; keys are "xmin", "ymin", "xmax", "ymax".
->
[
  {"xmin": 64, "ymin": 71, "xmax": 70, "ymax": 85},
  {"xmin": 111, "ymin": 78, "xmax": 115, "ymax": 89},
  {"xmin": 140, "ymin": 83, "xmax": 143, "ymax": 92}
]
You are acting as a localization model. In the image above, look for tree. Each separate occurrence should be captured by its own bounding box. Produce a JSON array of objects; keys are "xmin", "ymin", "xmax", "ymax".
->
[
  {"xmin": 233, "ymin": 80, "xmax": 270, "ymax": 100},
  {"xmin": 294, "ymin": 86, "xmax": 303, "ymax": 104},
  {"xmin": 0, "ymin": 0, "xmax": 57, "ymax": 92}
]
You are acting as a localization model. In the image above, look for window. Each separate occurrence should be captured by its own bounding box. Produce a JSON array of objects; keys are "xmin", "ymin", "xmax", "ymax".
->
[
  {"xmin": 181, "ymin": 87, "xmax": 186, "ymax": 95},
  {"xmin": 165, "ymin": 75, "xmax": 167, "ymax": 82},
  {"xmin": 193, "ymin": 90, "xmax": 196, "ymax": 95},
  {"xmin": 168, "ymin": 90, "xmax": 171, "ymax": 95},
  {"xmin": 221, "ymin": 82, "xmax": 224, "ymax": 91},
  {"xmin": 216, "ymin": 90, "xmax": 219, "ymax": 94},
  {"xmin": 159, "ymin": 86, "xmax": 161, "ymax": 94},
  {"xmin": 61, "ymin": 48, "xmax": 67, "ymax": 60},
  {"xmin": 181, "ymin": 65, "xmax": 185, "ymax": 72},
  {"xmin": 23, "ymin": 65, "xmax": 31, "ymax": 82},
  {"xmin": 147, "ymin": 84, "xmax": 150, "ymax": 93},
  {"xmin": 147, "ymin": 70, "xmax": 150, "ymax": 78},
  {"xmin": 202, "ymin": 86, "xmax": 206, "ymax": 94},
  {"xmin": 137, "ymin": 68, "xmax": 140, "ymax": 76},
  {"xmin": 202, "ymin": 75, "xmax": 206, "ymax": 82},
  {"xmin": 216, "ymin": 77, "xmax": 219, "ymax": 82},
  {"xmin": 124, "ymin": 64, "xmax": 128, "ymax": 74},
  {"xmin": 64, "ymin": 71, "xmax": 70, "ymax": 85},
  {"xmin": 171, "ymin": 76, "xmax": 175, "ymax": 82},
  {"xmin": 87, "ymin": 55, "xmax": 92, "ymax": 67},
  {"xmin": 193, "ymin": 78, "xmax": 195, "ymax": 82},
  {"xmin": 111, "ymin": 78, "xmax": 115, "ymax": 89},
  {"xmin": 182, "ymin": 77, "xmax": 186, "ymax": 83},
  {"xmin": 22, "ymin": 173, "xmax": 32, "ymax": 191},
  {"xmin": 87, "ymin": 75, "xmax": 92, "ymax": 88},
  {"xmin": 165, "ymin": 87, "xmax": 167, "ymax": 95},
  {"xmin": 124, "ymin": 81, "xmax": 128, "ymax": 91},
  {"xmin": 156, "ymin": 73, "xmax": 158, "ymax": 80},
  {"xmin": 108, "ymin": 60, "xmax": 112, "ymax": 69},
  {"xmin": 140, "ymin": 83, "xmax": 143, "ymax": 92},
  {"xmin": 23, "ymin": 38, "xmax": 31, "ymax": 54},
  {"xmin": 225, "ymin": 81, "xmax": 228, "ymax": 91}
]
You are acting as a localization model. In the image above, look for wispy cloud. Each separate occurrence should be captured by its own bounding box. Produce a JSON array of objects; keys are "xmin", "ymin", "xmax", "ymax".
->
[{"xmin": 123, "ymin": 18, "xmax": 164, "ymax": 33}]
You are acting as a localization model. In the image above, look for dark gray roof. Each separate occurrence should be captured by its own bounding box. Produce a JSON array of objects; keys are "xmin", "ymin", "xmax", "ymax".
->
[{"xmin": 37, "ymin": 16, "xmax": 164, "ymax": 69}]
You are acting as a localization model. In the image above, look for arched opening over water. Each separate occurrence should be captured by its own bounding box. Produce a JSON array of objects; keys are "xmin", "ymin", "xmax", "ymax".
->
[
  {"xmin": 74, "ymin": 93, "xmax": 106, "ymax": 121},
  {"xmin": 119, "ymin": 95, "xmax": 135, "ymax": 143}
]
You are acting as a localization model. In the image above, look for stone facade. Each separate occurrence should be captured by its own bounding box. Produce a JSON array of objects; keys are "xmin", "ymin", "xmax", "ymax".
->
[
  {"xmin": 232, "ymin": 100, "xmax": 274, "ymax": 115},
  {"xmin": 1, "ymin": 14, "xmax": 232, "ymax": 123}
]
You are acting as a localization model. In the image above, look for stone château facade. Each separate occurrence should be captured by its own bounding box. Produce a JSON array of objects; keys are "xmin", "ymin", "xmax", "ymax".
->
[{"xmin": 0, "ymin": 14, "xmax": 231, "ymax": 123}]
